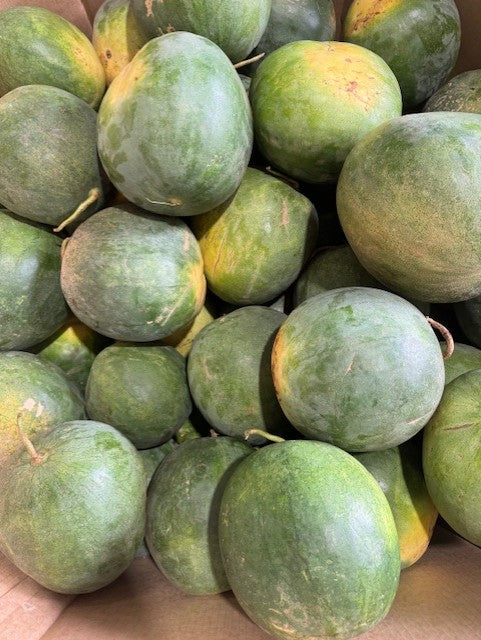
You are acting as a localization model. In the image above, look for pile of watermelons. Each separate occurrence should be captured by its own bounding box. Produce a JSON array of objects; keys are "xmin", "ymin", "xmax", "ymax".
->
[{"xmin": 1, "ymin": 0, "xmax": 481, "ymax": 637}]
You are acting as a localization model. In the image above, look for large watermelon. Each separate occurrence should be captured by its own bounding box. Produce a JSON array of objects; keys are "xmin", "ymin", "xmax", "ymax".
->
[
  {"xmin": 98, "ymin": 32, "xmax": 252, "ymax": 217},
  {"xmin": 250, "ymin": 40, "xmax": 401, "ymax": 183},
  {"xmin": 60, "ymin": 206, "xmax": 206, "ymax": 342},
  {"xmin": 337, "ymin": 112, "xmax": 481, "ymax": 303},
  {"xmin": 424, "ymin": 70, "xmax": 481, "ymax": 114},
  {"xmin": 272, "ymin": 288, "xmax": 445, "ymax": 451},
  {"xmin": 192, "ymin": 168, "xmax": 319, "ymax": 305},
  {"xmin": 343, "ymin": 0, "xmax": 461, "ymax": 110},
  {"xmin": 219, "ymin": 440, "xmax": 400, "ymax": 639},
  {"xmin": 131, "ymin": 0, "xmax": 271, "ymax": 63},
  {"xmin": 0, "ymin": 85, "xmax": 104, "ymax": 228},
  {"xmin": 0, "ymin": 6, "xmax": 105, "ymax": 108}
]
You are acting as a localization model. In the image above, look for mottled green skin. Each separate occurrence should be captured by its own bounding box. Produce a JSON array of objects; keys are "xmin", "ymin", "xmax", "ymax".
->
[
  {"xmin": 188, "ymin": 307, "xmax": 290, "ymax": 444},
  {"xmin": 139, "ymin": 439, "xmax": 177, "ymax": 485},
  {"xmin": 132, "ymin": 0, "xmax": 271, "ymax": 63},
  {"xmin": 0, "ymin": 85, "xmax": 104, "ymax": 227},
  {"xmin": 0, "ymin": 6, "xmax": 105, "ymax": 108},
  {"xmin": 443, "ymin": 342, "xmax": 481, "ymax": 385},
  {"xmin": 0, "ymin": 421, "xmax": 145, "ymax": 594},
  {"xmin": 249, "ymin": 0, "xmax": 336, "ymax": 73},
  {"xmin": 61, "ymin": 206, "xmax": 205, "ymax": 341},
  {"xmin": 423, "ymin": 370, "xmax": 481, "ymax": 546},
  {"xmin": 0, "ymin": 352, "xmax": 84, "ymax": 463},
  {"xmin": 98, "ymin": 32, "xmax": 252, "ymax": 217},
  {"xmin": 0, "ymin": 211, "xmax": 67, "ymax": 351},
  {"xmin": 455, "ymin": 295, "xmax": 481, "ymax": 348},
  {"xmin": 31, "ymin": 318, "xmax": 109, "ymax": 392},
  {"xmin": 272, "ymin": 288, "xmax": 444, "ymax": 451},
  {"xmin": 354, "ymin": 441, "xmax": 438, "ymax": 569},
  {"xmin": 250, "ymin": 40, "xmax": 401, "ymax": 183},
  {"xmin": 343, "ymin": 0, "xmax": 460, "ymax": 109},
  {"xmin": 192, "ymin": 168, "xmax": 318, "ymax": 305},
  {"xmin": 219, "ymin": 440, "xmax": 400, "ymax": 639},
  {"xmin": 424, "ymin": 71, "xmax": 481, "ymax": 115},
  {"xmin": 146, "ymin": 437, "xmax": 252, "ymax": 595},
  {"xmin": 86, "ymin": 344, "xmax": 191, "ymax": 449},
  {"xmin": 337, "ymin": 113, "xmax": 481, "ymax": 303}
]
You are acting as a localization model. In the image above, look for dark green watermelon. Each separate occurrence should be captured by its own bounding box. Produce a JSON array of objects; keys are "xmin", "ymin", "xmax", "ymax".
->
[
  {"xmin": 0, "ymin": 420, "xmax": 145, "ymax": 594},
  {"xmin": 0, "ymin": 85, "xmax": 104, "ymax": 228},
  {"xmin": 424, "ymin": 70, "xmax": 481, "ymax": 114},
  {"xmin": 98, "ymin": 32, "xmax": 252, "ymax": 217},
  {"xmin": 455, "ymin": 295, "xmax": 481, "ymax": 348},
  {"xmin": 86, "ymin": 343, "xmax": 192, "ymax": 448},
  {"xmin": 219, "ymin": 440, "xmax": 400, "ymax": 639}
]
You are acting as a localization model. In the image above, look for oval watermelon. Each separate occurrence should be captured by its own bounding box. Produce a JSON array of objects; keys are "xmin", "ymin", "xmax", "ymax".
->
[
  {"xmin": 98, "ymin": 32, "xmax": 252, "ymax": 217},
  {"xmin": 219, "ymin": 440, "xmax": 400, "ymax": 639},
  {"xmin": 424, "ymin": 70, "xmax": 481, "ymax": 114}
]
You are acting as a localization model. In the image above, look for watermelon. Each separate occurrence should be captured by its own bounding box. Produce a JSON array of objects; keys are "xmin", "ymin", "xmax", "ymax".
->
[
  {"xmin": 30, "ymin": 317, "xmax": 109, "ymax": 392},
  {"xmin": 60, "ymin": 206, "xmax": 206, "ymax": 342},
  {"xmin": 337, "ymin": 112, "xmax": 481, "ymax": 303},
  {"xmin": 98, "ymin": 32, "xmax": 252, "ymax": 217},
  {"xmin": 146, "ymin": 437, "xmax": 252, "ymax": 595},
  {"xmin": 0, "ymin": 85, "xmax": 104, "ymax": 228},
  {"xmin": 192, "ymin": 168, "xmax": 319, "ymax": 305},
  {"xmin": 131, "ymin": 0, "xmax": 271, "ymax": 63},
  {"xmin": 250, "ymin": 40, "xmax": 401, "ymax": 183},
  {"xmin": 0, "ymin": 420, "xmax": 145, "ymax": 594},
  {"xmin": 219, "ymin": 440, "xmax": 400, "ymax": 639},
  {"xmin": 0, "ymin": 211, "xmax": 67, "ymax": 351},
  {"xmin": 272, "ymin": 288, "xmax": 445, "ymax": 451},
  {"xmin": 161, "ymin": 305, "xmax": 215, "ymax": 357},
  {"xmin": 354, "ymin": 441, "xmax": 438, "ymax": 569},
  {"xmin": 86, "ymin": 344, "xmax": 191, "ymax": 449},
  {"xmin": 423, "ymin": 370, "xmax": 481, "ymax": 546},
  {"xmin": 93, "ymin": 0, "xmax": 149, "ymax": 85},
  {"xmin": 0, "ymin": 352, "xmax": 84, "ymax": 464},
  {"xmin": 443, "ymin": 342, "xmax": 481, "ymax": 385},
  {"xmin": 424, "ymin": 70, "xmax": 481, "ymax": 114},
  {"xmin": 248, "ymin": 0, "xmax": 336, "ymax": 74},
  {"xmin": 455, "ymin": 295, "xmax": 481, "ymax": 348},
  {"xmin": 343, "ymin": 0, "xmax": 461, "ymax": 109},
  {"xmin": 188, "ymin": 307, "xmax": 290, "ymax": 444},
  {"xmin": 139, "ymin": 439, "xmax": 178, "ymax": 485},
  {"xmin": 0, "ymin": 6, "xmax": 105, "ymax": 109},
  {"xmin": 175, "ymin": 419, "xmax": 202, "ymax": 444}
]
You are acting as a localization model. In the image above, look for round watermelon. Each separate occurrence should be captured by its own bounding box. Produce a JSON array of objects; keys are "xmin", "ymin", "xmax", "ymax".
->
[
  {"xmin": 272, "ymin": 287, "xmax": 445, "ymax": 451},
  {"xmin": 0, "ymin": 6, "xmax": 105, "ymax": 108},
  {"xmin": 343, "ymin": 0, "xmax": 461, "ymax": 109},
  {"xmin": 192, "ymin": 168, "xmax": 319, "ymax": 305},
  {"xmin": 337, "ymin": 112, "xmax": 481, "ymax": 303},
  {"xmin": 0, "ymin": 85, "xmax": 104, "ymax": 228},
  {"xmin": 86, "ymin": 344, "xmax": 191, "ymax": 448},
  {"xmin": 250, "ymin": 40, "xmax": 401, "ymax": 183},
  {"xmin": 60, "ymin": 206, "xmax": 206, "ymax": 341},
  {"xmin": 424, "ymin": 70, "xmax": 481, "ymax": 114},
  {"xmin": 98, "ymin": 32, "xmax": 252, "ymax": 217},
  {"xmin": 219, "ymin": 440, "xmax": 400, "ymax": 639},
  {"xmin": 443, "ymin": 342, "xmax": 481, "ymax": 385}
]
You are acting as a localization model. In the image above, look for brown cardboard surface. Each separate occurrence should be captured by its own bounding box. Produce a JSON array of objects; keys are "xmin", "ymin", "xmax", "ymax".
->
[{"xmin": 0, "ymin": 0, "xmax": 93, "ymax": 35}]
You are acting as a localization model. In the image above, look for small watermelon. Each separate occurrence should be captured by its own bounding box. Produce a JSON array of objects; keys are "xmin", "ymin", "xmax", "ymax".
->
[{"xmin": 424, "ymin": 70, "xmax": 481, "ymax": 114}]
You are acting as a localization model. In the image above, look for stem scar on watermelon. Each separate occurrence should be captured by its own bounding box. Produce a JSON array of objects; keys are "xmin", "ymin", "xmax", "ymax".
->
[
  {"xmin": 426, "ymin": 317, "xmax": 454, "ymax": 359},
  {"xmin": 16, "ymin": 411, "xmax": 46, "ymax": 465},
  {"xmin": 234, "ymin": 53, "xmax": 265, "ymax": 69},
  {"xmin": 54, "ymin": 188, "xmax": 101, "ymax": 233}
]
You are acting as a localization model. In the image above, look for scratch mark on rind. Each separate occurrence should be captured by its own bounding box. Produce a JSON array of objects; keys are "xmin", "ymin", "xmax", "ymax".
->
[{"xmin": 443, "ymin": 423, "xmax": 474, "ymax": 431}]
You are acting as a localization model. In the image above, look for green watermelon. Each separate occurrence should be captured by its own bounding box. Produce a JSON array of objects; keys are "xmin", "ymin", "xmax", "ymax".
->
[
  {"xmin": 192, "ymin": 168, "xmax": 318, "ymax": 305},
  {"xmin": 454, "ymin": 295, "xmax": 481, "ymax": 348},
  {"xmin": 175, "ymin": 420, "xmax": 201, "ymax": 444},
  {"xmin": 60, "ymin": 206, "xmax": 206, "ymax": 342},
  {"xmin": 188, "ymin": 306, "xmax": 290, "ymax": 444},
  {"xmin": 219, "ymin": 440, "xmax": 400, "ymax": 639},
  {"xmin": 424, "ymin": 70, "xmax": 481, "ymax": 114},
  {"xmin": 354, "ymin": 441, "xmax": 438, "ymax": 569},
  {"xmin": 0, "ymin": 85, "xmax": 104, "ymax": 228},
  {"xmin": 423, "ymin": 370, "xmax": 481, "ymax": 546},
  {"xmin": 337, "ymin": 112, "xmax": 481, "ymax": 303},
  {"xmin": 86, "ymin": 343, "xmax": 191, "ymax": 449},
  {"xmin": 272, "ymin": 288, "xmax": 445, "ymax": 451},
  {"xmin": 0, "ymin": 352, "xmax": 84, "ymax": 463},
  {"xmin": 343, "ymin": 0, "xmax": 461, "ymax": 110},
  {"xmin": 146, "ymin": 437, "xmax": 252, "ymax": 595},
  {"xmin": 0, "ymin": 420, "xmax": 145, "ymax": 594},
  {"xmin": 443, "ymin": 342, "xmax": 481, "ymax": 385},
  {"xmin": 93, "ymin": 0, "xmax": 149, "ymax": 85},
  {"xmin": 250, "ymin": 40, "xmax": 401, "ymax": 183},
  {"xmin": 98, "ymin": 32, "xmax": 252, "ymax": 217},
  {"xmin": 131, "ymin": 0, "xmax": 271, "ymax": 63},
  {"xmin": 0, "ymin": 6, "xmax": 105, "ymax": 108},
  {"xmin": 248, "ymin": 0, "xmax": 336, "ymax": 74},
  {"xmin": 0, "ymin": 211, "xmax": 67, "ymax": 351},
  {"xmin": 138, "ymin": 439, "xmax": 178, "ymax": 485},
  {"xmin": 30, "ymin": 317, "xmax": 109, "ymax": 392}
]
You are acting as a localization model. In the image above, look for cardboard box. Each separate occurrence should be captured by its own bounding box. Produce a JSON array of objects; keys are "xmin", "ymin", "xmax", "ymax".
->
[{"xmin": 1, "ymin": 0, "xmax": 480, "ymax": 638}]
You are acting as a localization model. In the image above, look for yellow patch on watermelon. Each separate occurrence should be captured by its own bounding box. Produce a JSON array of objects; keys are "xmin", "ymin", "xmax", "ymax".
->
[
  {"xmin": 271, "ymin": 327, "xmax": 289, "ymax": 401},
  {"xmin": 162, "ymin": 306, "xmax": 215, "ymax": 356},
  {"xmin": 344, "ymin": 0, "xmax": 402, "ymax": 37},
  {"xmin": 398, "ymin": 502, "xmax": 438, "ymax": 569},
  {"xmin": 102, "ymin": 53, "xmax": 148, "ymax": 107}
]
